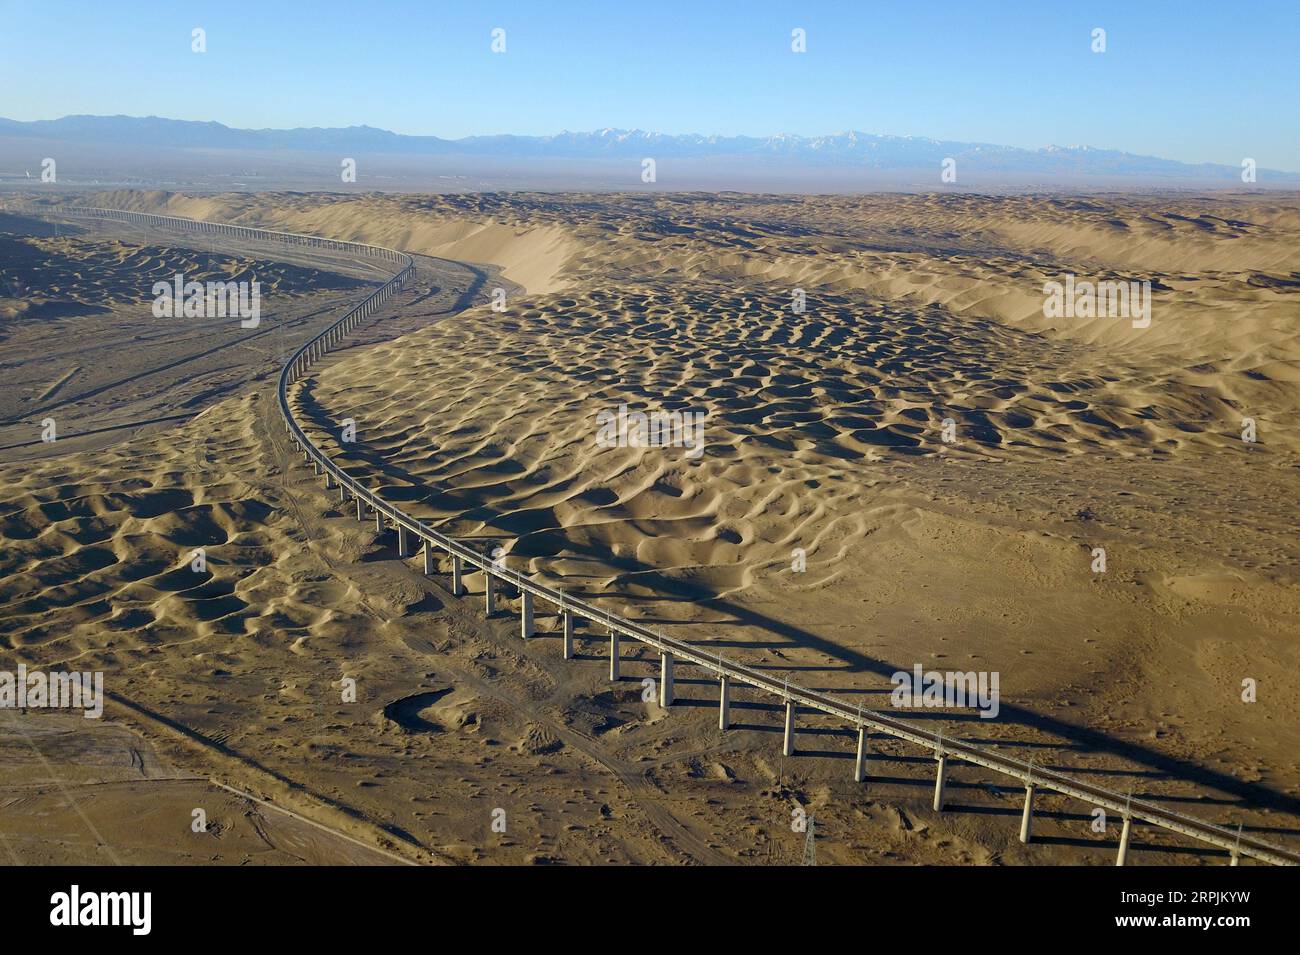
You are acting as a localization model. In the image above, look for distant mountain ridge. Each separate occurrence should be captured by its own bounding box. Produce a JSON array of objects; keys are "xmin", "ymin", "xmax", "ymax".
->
[{"xmin": 1, "ymin": 115, "xmax": 1293, "ymax": 180}]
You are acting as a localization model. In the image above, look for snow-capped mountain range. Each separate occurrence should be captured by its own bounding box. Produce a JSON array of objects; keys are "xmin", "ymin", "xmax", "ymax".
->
[{"xmin": 1, "ymin": 116, "xmax": 1292, "ymax": 181}]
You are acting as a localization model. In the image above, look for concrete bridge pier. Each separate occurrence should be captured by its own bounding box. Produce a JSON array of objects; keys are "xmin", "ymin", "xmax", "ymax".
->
[
  {"xmin": 422, "ymin": 539, "xmax": 434, "ymax": 575},
  {"xmin": 1020, "ymin": 784, "xmax": 1036, "ymax": 843},
  {"xmin": 312, "ymin": 460, "xmax": 321, "ymax": 476},
  {"xmin": 1116, "ymin": 816, "xmax": 1133, "ymax": 866},
  {"xmin": 520, "ymin": 591, "xmax": 534, "ymax": 638},
  {"xmin": 355, "ymin": 498, "xmax": 365, "ymax": 522},
  {"xmin": 782, "ymin": 701, "xmax": 796, "ymax": 756},
  {"xmin": 484, "ymin": 573, "xmax": 496, "ymax": 615},
  {"xmin": 451, "ymin": 556, "xmax": 464, "ymax": 596},
  {"xmin": 374, "ymin": 509, "xmax": 383, "ymax": 533},
  {"xmin": 338, "ymin": 484, "xmax": 348, "ymax": 503},
  {"xmin": 325, "ymin": 472, "xmax": 336, "ymax": 490},
  {"xmin": 609, "ymin": 632, "xmax": 620, "ymax": 681},
  {"xmin": 660, "ymin": 653, "xmax": 674, "ymax": 707},
  {"xmin": 718, "ymin": 675, "xmax": 730, "ymax": 730},
  {"xmin": 561, "ymin": 611, "xmax": 574, "ymax": 660},
  {"xmin": 933, "ymin": 753, "xmax": 948, "ymax": 812},
  {"xmin": 854, "ymin": 726, "xmax": 868, "ymax": 783},
  {"xmin": 396, "ymin": 525, "xmax": 409, "ymax": 558}
]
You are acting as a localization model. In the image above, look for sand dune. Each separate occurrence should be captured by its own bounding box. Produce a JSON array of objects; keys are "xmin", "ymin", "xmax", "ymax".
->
[
  {"xmin": 2, "ymin": 190, "xmax": 1298, "ymax": 864},
  {"xmin": 292, "ymin": 190, "xmax": 1300, "ymax": 856},
  {"xmin": 67, "ymin": 190, "xmax": 1297, "ymax": 436},
  {"xmin": 70, "ymin": 190, "xmax": 579, "ymax": 294}
]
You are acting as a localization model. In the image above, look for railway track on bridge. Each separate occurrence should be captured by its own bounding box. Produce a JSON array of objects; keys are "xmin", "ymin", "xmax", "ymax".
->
[{"xmin": 39, "ymin": 204, "xmax": 1300, "ymax": 867}]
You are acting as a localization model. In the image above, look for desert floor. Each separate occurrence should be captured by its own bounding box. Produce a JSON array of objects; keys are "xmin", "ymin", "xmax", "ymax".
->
[{"xmin": 1, "ymin": 190, "xmax": 1297, "ymax": 865}]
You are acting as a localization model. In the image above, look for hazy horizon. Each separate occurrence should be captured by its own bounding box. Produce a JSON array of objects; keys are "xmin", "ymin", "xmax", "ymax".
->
[{"xmin": 3, "ymin": 113, "xmax": 1296, "ymax": 194}]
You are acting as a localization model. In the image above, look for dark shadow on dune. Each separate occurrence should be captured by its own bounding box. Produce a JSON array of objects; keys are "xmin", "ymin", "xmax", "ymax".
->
[{"xmin": 382, "ymin": 688, "xmax": 453, "ymax": 733}]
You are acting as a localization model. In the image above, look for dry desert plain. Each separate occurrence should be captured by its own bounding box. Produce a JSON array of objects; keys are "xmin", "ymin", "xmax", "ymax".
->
[{"xmin": 0, "ymin": 189, "xmax": 1298, "ymax": 865}]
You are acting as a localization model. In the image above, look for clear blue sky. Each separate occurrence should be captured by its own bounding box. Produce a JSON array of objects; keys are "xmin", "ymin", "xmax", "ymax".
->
[{"xmin": 2, "ymin": 0, "xmax": 1297, "ymax": 169}]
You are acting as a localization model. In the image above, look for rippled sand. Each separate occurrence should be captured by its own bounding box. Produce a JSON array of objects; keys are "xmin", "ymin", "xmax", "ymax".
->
[{"xmin": 2, "ymin": 190, "xmax": 1297, "ymax": 864}]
